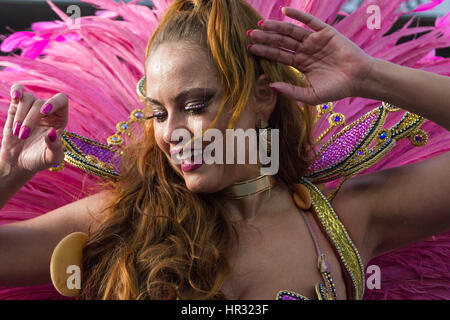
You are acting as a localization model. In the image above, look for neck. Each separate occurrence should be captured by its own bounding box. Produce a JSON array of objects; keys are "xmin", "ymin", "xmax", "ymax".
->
[
  {"xmin": 222, "ymin": 174, "xmax": 287, "ymax": 223},
  {"xmin": 221, "ymin": 174, "xmax": 277, "ymax": 199}
]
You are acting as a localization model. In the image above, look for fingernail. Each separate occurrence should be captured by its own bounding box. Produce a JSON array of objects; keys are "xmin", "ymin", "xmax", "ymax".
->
[
  {"xmin": 247, "ymin": 44, "xmax": 253, "ymax": 50},
  {"xmin": 246, "ymin": 30, "xmax": 253, "ymax": 37},
  {"xmin": 18, "ymin": 126, "xmax": 30, "ymax": 140},
  {"xmin": 258, "ymin": 20, "xmax": 264, "ymax": 27},
  {"xmin": 13, "ymin": 121, "xmax": 22, "ymax": 136},
  {"xmin": 280, "ymin": 6, "xmax": 285, "ymax": 13},
  {"xmin": 48, "ymin": 128, "xmax": 57, "ymax": 142},
  {"xmin": 270, "ymin": 86, "xmax": 280, "ymax": 93},
  {"xmin": 40, "ymin": 103, "xmax": 53, "ymax": 115},
  {"xmin": 12, "ymin": 90, "xmax": 21, "ymax": 100}
]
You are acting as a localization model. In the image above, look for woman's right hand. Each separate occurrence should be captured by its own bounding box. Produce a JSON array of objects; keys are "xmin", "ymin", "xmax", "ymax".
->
[{"xmin": 0, "ymin": 84, "xmax": 68, "ymax": 175}]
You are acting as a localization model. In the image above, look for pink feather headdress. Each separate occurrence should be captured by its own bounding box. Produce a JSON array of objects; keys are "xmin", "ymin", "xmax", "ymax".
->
[{"xmin": 0, "ymin": 0, "xmax": 449, "ymax": 299}]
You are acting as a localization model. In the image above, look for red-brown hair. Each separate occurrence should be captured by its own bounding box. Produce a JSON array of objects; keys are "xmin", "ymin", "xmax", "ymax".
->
[{"xmin": 80, "ymin": 0, "xmax": 314, "ymax": 299}]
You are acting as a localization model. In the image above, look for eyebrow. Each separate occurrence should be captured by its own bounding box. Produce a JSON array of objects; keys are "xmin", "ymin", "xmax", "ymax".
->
[{"xmin": 145, "ymin": 87, "xmax": 216, "ymax": 107}]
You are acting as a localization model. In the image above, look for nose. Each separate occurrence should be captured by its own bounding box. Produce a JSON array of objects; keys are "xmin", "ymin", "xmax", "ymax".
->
[{"xmin": 162, "ymin": 111, "xmax": 189, "ymax": 146}]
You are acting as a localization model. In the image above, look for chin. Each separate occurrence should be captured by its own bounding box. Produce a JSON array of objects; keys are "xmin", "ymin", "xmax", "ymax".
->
[{"xmin": 182, "ymin": 165, "xmax": 223, "ymax": 194}]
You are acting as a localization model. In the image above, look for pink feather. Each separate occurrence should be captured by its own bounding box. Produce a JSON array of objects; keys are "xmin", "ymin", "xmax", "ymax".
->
[
  {"xmin": 414, "ymin": 0, "xmax": 445, "ymax": 12},
  {"xmin": 0, "ymin": 0, "xmax": 449, "ymax": 300}
]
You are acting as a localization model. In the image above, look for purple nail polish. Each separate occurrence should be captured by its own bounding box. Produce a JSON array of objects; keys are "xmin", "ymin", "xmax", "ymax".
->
[
  {"xmin": 13, "ymin": 121, "xmax": 22, "ymax": 136},
  {"xmin": 12, "ymin": 90, "xmax": 20, "ymax": 100},
  {"xmin": 258, "ymin": 20, "xmax": 264, "ymax": 27},
  {"xmin": 41, "ymin": 103, "xmax": 53, "ymax": 115},
  {"xmin": 48, "ymin": 128, "xmax": 57, "ymax": 142},
  {"xmin": 246, "ymin": 30, "xmax": 253, "ymax": 37},
  {"xmin": 247, "ymin": 44, "xmax": 253, "ymax": 50},
  {"xmin": 18, "ymin": 126, "xmax": 30, "ymax": 140}
]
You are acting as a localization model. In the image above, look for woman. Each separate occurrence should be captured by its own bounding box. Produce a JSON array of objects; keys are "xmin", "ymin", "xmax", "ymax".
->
[{"xmin": 0, "ymin": 0, "xmax": 449, "ymax": 300}]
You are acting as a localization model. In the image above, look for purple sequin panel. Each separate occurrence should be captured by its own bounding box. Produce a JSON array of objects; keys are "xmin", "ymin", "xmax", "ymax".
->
[
  {"xmin": 310, "ymin": 111, "xmax": 378, "ymax": 172},
  {"xmin": 278, "ymin": 293, "xmax": 307, "ymax": 300},
  {"xmin": 68, "ymin": 135, "xmax": 122, "ymax": 172}
]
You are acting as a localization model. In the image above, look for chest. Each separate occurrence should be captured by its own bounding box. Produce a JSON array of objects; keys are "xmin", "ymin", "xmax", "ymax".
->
[{"xmin": 221, "ymin": 209, "xmax": 349, "ymax": 300}]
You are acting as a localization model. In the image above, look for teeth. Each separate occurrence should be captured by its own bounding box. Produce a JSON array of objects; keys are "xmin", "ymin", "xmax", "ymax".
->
[{"xmin": 177, "ymin": 149, "xmax": 203, "ymax": 161}]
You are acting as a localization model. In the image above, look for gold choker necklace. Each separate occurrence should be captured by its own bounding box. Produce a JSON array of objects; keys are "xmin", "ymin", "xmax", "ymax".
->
[{"xmin": 221, "ymin": 175, "xmax": 277, "ymax": 199}]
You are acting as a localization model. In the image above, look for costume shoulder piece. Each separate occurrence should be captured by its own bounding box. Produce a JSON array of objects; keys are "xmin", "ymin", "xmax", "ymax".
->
[
  {"xmin": 304, "ymin": 102, "xmax": 427, "ymax": 200},
  {"xmin": 50, "ymin": 108, "xmax": 150, "ymax": 181}
]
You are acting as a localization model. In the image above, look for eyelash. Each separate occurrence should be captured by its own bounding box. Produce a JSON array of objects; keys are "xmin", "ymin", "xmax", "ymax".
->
[{"xmin": 152, "ymin": 102, "xmax": 208, "ymax": 123}]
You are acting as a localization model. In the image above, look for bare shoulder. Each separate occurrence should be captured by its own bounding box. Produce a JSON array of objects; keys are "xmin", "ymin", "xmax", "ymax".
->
[
  {"xmin": 320, "ymin": 151, "xmax": 450, "ymax": 265},
  {"xmin": 5, "ymin": 189, "xmax": 114, "ymax": 234},
  {"xmin": 0, "ymin": 189, "xmax": 115, "ymax": 286},
  {"xmin": 81, "ymin": 189, "xmax": 115, "ymax": 232}
]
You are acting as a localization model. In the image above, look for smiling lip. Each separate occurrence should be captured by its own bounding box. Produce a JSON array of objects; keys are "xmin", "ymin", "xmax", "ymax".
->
[
  {"xmin": 180, "ymin": 158, "xmax": 205, "ymax": 172},
  {"xmin": 170, "ymin": 148, "xmax": 205, "ymax": 172}
]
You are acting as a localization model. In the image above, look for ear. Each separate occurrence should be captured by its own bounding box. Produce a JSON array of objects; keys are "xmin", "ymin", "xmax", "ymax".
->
[{"xmin": 251, "ymin": 74, "xmax": 277, "ymax": 121}]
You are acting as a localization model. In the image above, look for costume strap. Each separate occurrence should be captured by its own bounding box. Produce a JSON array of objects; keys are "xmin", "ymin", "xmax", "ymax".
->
[
  {"xmin": 300, "ymin": 210, "xmax": 337, "ymax": 300},
  {"xmin": 300, "ymin": 177, "xmax": 365, "ymax": 300}
]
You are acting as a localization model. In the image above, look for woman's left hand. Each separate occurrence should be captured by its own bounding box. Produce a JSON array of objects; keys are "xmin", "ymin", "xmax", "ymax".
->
[{"xmin": 247, "ymin": 7, "xmax": 375, "ymax": 105}]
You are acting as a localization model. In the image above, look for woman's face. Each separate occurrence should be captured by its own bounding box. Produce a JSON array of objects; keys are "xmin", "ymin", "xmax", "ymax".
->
[{"xmin": 145, "ymin": 41, "xmax": 276, "ymax": 194}]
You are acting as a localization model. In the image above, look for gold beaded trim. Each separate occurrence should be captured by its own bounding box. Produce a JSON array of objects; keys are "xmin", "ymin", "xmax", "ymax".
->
[
  {"xmin": 276, "ymin": 290, "xmax": 309, "ymax": 300},
  {"xmin": 382, "ymin": 101, "xmax": 401, "ymax": 112},
  {"xmin": 307, "ymin": 104, "xmax": 428, "ymax": 186},
  {"xmin": 315, "ymin": 112, "xmax": 346, "ymax": 143},
  {"xmin": 300, "ymin": 177, "xmax": 365, "ymax": 300},
  {"xmin": 409, "ymin": 128, "xmax": 428, "ymax": 147},
  {"xmin": 106, "ymin": 109, "xmax": 148, "ymax": 147},
  {"xmin": 315, "ymin": 270, "xmax": 337, "ymax": 300}
]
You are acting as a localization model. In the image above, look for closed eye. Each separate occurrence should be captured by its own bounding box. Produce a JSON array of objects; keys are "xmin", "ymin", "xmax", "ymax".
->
[{"xmin": 151, "ymin": 101, "xmax": 210, "ymax": 122}]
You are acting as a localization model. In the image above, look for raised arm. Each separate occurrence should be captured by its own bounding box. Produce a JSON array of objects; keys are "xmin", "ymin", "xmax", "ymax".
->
[
  {"xmin": 246, "ymin": 7, "xmax": 450, "ymax": 130},
  {"xmin": 0, "ymin": 84, "xmax": 108, "ymax": 287},
  {"xmin": 360, "ymin": 58, "xmax": 450, "ymax": 130},
  {"xmin": 0, "ymin": 84, "xmax": 67, "ymax": 210},
  {"xmin": 246, "ymin": 7, "xmax": 450, "ymax": 262}
]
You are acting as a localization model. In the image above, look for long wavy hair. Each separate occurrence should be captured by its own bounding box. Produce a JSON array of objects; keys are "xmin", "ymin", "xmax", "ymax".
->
[{"xmin": 80, "ymin": 0, "xmax": 315, "ymax": 300}]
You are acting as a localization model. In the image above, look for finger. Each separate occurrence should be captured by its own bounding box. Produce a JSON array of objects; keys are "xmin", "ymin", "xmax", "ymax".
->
[
  {"xmin": 269, "ymin": 82, "xmax": 318, "ymax": 105},
  {"xmin": 248, "ymin": 43, "xmax": 307, "ymax": 66},
  {"xmin": 40, "ymin": 93, "xmax": 69, "ymax": 131},
  {"xmin": 4, "ymin": 84, "xmax": 23, "ymax": 136},
  {"xmin": 248, "ymin": 29, "xmax": 302, "ymax": 53},
  {"xmin": 281, "ymin": 7, "xmax": 328, "ymax": 32},
  {"xmin": 11, "ymin": 93, "xmax": 36, "ymax": 137},
  {"xmin": 18, "ymin": 98, "xmax": 46, "ymax": 140},
  {"xmin": 3, "ymin": 100, "xmax": 18, "ymax": 138},
  {"xmin": 44, "ymin": 127, "xmax": 65, "ymax": 166},
  {"xmin": 9, "ymin": 83, "xmax": 23, "ymax": 105},
  {"xmin": 258, "ymin": 19, "xmax": 312, "ymax": 43}
]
